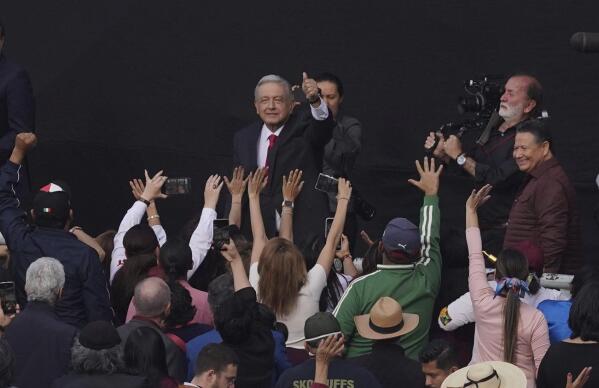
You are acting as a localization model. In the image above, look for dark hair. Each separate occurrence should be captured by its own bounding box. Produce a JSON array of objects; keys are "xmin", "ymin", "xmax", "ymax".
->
[
  {"xmin": 360, "ymin": 240, "xmax": 383, "ymax": 276},
  {"xmin": 159, "ymin": 238, "xmax": 193, "ymax": 282},
  {"xmin": 164, "ymin": 281, "xmax": 196, "ymax": 328},
  {"xmin": 419, "ymin": 339, "xmax": 459, "ymax": 370},
  {"xmin": 274, "ymin": 322, "xmax": 289, "ymax": 343},
  {"xmin": 124, "ymin": 224, "xmax": 159, "ymax": 257},
  {"xmin": 194, "ymin": 343, "xmax": 238, "ymax": 376},
  {"xmin": 124, "ymin": 327, "xmax": 170, "ymax": 388},
  {"xmin": 314, "ymin": 72, "xmax": 345, "ymax": 98},
  {"xmin": 214, "ymin": 291, "xmax": 254, "ymax": 345},
  {"xmin": 96, "ymin": 230, "xmax": 116, "ymax": 284},
  {"xmin": 568, "ymin": 282, "xmax": 599, "ymax": 342},
  {"xmin": 0, "ymin": 339, "xmax": 15, "ymax": 388},
  {"xmin": 207, "ymin": 273, "xmax": 234, "ymax": 313},
  {"xmin": 110, "ymin": 252, "xmax": 157, "ymax": 325},
  {"xmin": 570, "ymin": 265, "xmax": 599, "ymax": 299},
  {"xmin": 494, "ymin": 248, "xmax": 529, "ymax": 363},
  {"xmin": 516, "ymin": 119, "xmax": 552, "ymax": 149},
  {"xmin": 71, "ymin": 339, "xmax": 123, "ymax": 374}
]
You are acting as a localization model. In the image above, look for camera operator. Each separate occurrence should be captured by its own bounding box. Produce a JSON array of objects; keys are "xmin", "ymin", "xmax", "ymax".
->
[{"xmin": 425, "ymin": 73, "xmax": 543, "ymax": 254}]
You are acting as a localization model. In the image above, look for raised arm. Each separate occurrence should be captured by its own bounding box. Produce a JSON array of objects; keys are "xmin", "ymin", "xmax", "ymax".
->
[
  {"xmin": 187, "ymin": 175, "xmax": 223, "ymax": 278},
  {"xmin": 221, "ymin": 240, "xmax": 251, "ymax": 291},
  {"xmin": 248, "ymin": 168, "xmax": 269, "ymax": 264},
  {"xmin": 316, "ymin": 178, "xmax": 351, "ymax": 275},
  {"xmin": 224, "ymin": 166, "xmax": 248, "ymax": 228},
  {"xmin": 70, "ymin": 227, "xmax": 106, "ymax": 261},
  {"xmin": 465, "ymin": 185, "xmax": 493, "ymax": 303},
  {"xmin": 130, "ymin": 178, "xmax": 166, "ymax": 244},
  {"xmin": 336, "ymin": 234, "xmax": 358, "ymax": 278},
  {"xmin": 110, "ymin": 170, "xmax": 167, "ymax": 282},
  {"xmin": 279, "ymin": 169, "xmax": 304, "ymax": 242}
]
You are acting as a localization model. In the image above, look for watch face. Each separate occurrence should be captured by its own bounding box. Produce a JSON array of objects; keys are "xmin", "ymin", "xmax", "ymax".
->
[
  {"xmin": 333, "ymin": 258, "xmax": 343, "ymax": 273},
  {"xmin": 457, "ymin": 154, "xmax": 466, "ymax": 165}
]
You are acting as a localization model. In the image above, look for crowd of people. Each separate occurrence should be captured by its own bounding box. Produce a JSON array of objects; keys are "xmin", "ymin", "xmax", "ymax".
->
[{"xmin": 0, "ymin": 18, "xmax": 598, "ymax": 386}]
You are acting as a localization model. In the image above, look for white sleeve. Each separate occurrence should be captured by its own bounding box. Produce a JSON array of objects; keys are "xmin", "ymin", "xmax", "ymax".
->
[
  {"xmin": 249, "ymin": 262, "xmax": 259, "ymax": 291},
  {"xmin": 110, "ymin": 201, "xmax": 147, "ymax": 283},
  {"xmin": 309, "ymin": 97, "xmax": 329, "ymax": 121},
  {"xmin": 308, "ymin": 264, "xmax": 328, "ymax": 300},
  {"xmin": 151, "ymin": 225, "xmax": 167, "ymax": 247},
  {"xmin": 438, "ymin": 291, "xmax": 476, "ymax": 331},
  {"xmin": 187, "ymin": 208, "xmax": 217, "ymax": 279}
]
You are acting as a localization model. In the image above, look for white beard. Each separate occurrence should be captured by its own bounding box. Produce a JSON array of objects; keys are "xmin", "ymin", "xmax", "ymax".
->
[{"xmin": 498, "ymin": 104, "xmax": 524, "ymax": 121}]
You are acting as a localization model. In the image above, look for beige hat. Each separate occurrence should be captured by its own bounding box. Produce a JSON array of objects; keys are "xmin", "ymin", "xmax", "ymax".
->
[
  {"xmin": 441, "ymin": 361, "xmax": 526, "ymax": 388},
  {"xmin": 354, "ymin": 297, "xmax": 419, "ymax": 340}
]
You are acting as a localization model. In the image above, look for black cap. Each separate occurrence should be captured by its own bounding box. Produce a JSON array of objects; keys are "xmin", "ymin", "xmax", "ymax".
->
[
  {"xmin": 79, "ymin": 321, "xmax": 121, "ymax": 350},
  {"xmin": 32, "ymin": 180, "xmax": 71, "ymax": 223}
]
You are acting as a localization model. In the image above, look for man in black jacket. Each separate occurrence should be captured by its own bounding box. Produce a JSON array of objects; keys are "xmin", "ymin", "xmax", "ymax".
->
[
  {"xmin": 232, "ymin": 73, "xmax": 334, "ymax": 247},
  {"xmin": 0, "ymin": 133, "xmax": 112, "ymax": 327}
]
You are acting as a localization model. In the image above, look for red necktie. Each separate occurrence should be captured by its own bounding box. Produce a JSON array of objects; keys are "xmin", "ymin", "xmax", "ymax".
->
[{"xmin": 265, "ymin": 134, "xmax": 278, "ymax": 167}]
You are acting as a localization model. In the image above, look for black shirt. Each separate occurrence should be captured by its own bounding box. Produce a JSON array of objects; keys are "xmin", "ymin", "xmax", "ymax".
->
[
  {"xmin": 275, "ymin": 358, "xmax": 382, "ymax": 388},
  {"xmin": 537, "ymin": 341, "xmax": 599, "ymax": 388}
]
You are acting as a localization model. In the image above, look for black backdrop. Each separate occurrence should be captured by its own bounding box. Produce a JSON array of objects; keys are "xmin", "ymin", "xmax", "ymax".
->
[{"xmin": 2, "ymin": 1, "xmax": 598, "ymax": 262}]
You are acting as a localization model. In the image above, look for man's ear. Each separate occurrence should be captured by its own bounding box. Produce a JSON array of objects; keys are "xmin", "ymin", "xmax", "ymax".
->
[
  {"xmin": 523, "ymin": 99, "xmax": 537, "ymax": 115},
  {"xmin": 30, "ymin": 209, "xmax": 36, "ymax": 220},
  {"xmin": 254, "ymin": 101, "xmax": 260, "ymax": 115},
  {"xmin": 449, "ymin": 366, "xmax": 459, "ymax": 374}
]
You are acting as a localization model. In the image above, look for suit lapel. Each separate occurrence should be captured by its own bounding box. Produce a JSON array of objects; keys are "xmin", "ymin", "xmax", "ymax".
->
[{"xmin": 265, "ymin": 113, "xmax": 299, "ymax": 186}]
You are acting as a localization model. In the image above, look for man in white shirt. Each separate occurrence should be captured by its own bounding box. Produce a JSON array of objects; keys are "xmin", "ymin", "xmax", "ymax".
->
[{"xmin": 232, "ymin": 73, "xmax": 335, "ymax": 246}]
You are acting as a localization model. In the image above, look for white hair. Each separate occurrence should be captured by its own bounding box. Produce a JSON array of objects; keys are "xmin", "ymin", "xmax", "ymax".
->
[
  {"xmin": 254, "ymin": 74, "xmax": 292, "ymax": 101},
  {"xmin": 25, "ymin": 257, "xmax": 65, "ymax": 305}
]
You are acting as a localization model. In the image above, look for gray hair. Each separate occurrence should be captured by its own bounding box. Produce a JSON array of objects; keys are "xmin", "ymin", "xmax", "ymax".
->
[
  {"xmin": 207, "ymin": 273, "xmax": 234, "ymax": 313},
  {"xmin": 71, "ymin": 337, "xmax": 124, "ymax": 374},
  {"xmin": 254, "ymin": 74, "xmax": 292, "ymax": 101},
  {"xmin": 25, "ymin": 257, "xmax": 65, "ymax": 305},
  {"xmin": 133, "ymin": 277, "xmax": 170, "ymax": 317}
]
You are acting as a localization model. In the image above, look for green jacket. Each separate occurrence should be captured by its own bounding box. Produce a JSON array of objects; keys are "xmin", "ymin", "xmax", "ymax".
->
[{"xmin": 333, "ymin": 195, "xmax": 441, "ymax": 359}]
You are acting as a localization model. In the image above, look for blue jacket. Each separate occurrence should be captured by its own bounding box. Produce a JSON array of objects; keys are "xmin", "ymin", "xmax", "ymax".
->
[{"xmin": 0, "ymin": 161, "xmax": 113, "ymax": 327}]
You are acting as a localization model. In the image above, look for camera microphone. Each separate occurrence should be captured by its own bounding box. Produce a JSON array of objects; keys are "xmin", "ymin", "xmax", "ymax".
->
[{"xmin": 570, "ymin": 32, "xmax": 599, "ymax": 53}]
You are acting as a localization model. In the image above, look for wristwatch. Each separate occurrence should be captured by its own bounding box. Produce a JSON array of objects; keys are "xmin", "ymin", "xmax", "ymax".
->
[
  {"xmin": 282, "ymin": 200, "xmax": 294, "ymax": 209},
  {"xmin": 456, "ymin": 153, "xmax": 467, "ymax": 166}
]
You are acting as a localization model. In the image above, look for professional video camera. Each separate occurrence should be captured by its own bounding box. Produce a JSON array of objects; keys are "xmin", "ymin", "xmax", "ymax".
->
[{"xmin": 438, "ymin": 75, "xmax": 504, "ymax": 137}]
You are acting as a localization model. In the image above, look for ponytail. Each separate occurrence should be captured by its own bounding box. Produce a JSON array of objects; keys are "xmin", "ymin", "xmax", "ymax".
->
[{"xmin": 503, "ymin": 288, "xmax": 521, "ymax": 363}]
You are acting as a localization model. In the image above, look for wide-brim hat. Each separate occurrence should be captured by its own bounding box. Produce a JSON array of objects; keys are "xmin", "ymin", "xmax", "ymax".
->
[
  {"xmin": 441, "ymin": 361, "xmax": 526, "ymax": 388},
  {"xmin": 354, "ymin": 297, "xmax": 419, "ymax": 340}
]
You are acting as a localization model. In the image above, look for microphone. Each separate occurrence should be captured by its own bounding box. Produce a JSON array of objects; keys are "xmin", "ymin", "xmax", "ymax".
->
[{"xmin": 570, "ymin": 32, "xmax": 599, "ymax": 53}]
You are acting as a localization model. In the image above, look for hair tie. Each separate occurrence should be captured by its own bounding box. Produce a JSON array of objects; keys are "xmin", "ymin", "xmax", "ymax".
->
[{"xmin": 494, "ymin": 277, "xmax": 530, "ymax": 299}]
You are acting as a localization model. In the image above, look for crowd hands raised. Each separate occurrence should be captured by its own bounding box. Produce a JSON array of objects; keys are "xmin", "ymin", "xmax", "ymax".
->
[{"xmin": 0, "ymin": 123, "xmax": 594, "ymax": 388}]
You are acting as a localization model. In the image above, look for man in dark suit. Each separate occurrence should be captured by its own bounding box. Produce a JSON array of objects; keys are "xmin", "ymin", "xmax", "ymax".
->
[
  {"xmin": 0, "ymin": 20, "xmax": 35, "ymax": 196},
  {"xmin": 232, "ymin": 73, "xmax": 334, "ymax": 249}
]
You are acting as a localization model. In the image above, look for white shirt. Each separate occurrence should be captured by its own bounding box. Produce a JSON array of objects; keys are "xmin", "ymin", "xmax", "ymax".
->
[{"xmin": 256, "ymin": 98, "xmax": 329, "ymax": 167}]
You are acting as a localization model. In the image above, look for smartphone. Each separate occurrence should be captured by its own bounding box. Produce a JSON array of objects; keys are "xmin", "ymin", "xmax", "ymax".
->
[
  {"xmin": 315, "ymin": 173, "xmax": 338, "ymax": 194},
  {"xmin": 213, "ymin": 218, "xmax": 230, "ymax": 250},
  {"xmin": 292, "ymin": 86, "xmax": 307, "ymax": 104},
  {"xmin": 324, "ymin": 217, "xmax": 342, "ymax": 251},
  {"xmin": 0, "ymin": 281, "xmax": 16, "ymax": 315},
  {"xmin": 163, "ymin": 177, "xmax": 191, "ymax": 195}
]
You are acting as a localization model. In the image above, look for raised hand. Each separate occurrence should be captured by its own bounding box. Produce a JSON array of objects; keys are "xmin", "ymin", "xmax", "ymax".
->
[
  {"xmin": 129, "ymin": 178, "xmax": 145, "ymax": 201},
  {"xmin": 360, "ymin": 230, "xmax": 375, "ymax": 247},
  {"xmin": 466, "ymin": 184, "xmax": 492, "ymax": 213},
  {"xmin": 566, "ymin": 367, "xmax": 592, "ymax": 388},
  {"xmin": 335, "ymin": 234, "xmax": 351, "ymax": 258},
  {"xmin": 424, "ymin": 131, "xmax": 447, "ymax": 159},
  {"xmin": 220, "ymin": 240, "xmax": 241, "ymax": 263},
  {"xmin": 204, "ymin": 175, "xmax": 224, "ymax": 210},
  {"xmin": 302, "ymin": 72, "xmax": 320, "ymax": 103},
  {"xmin": 14, "ymin": 132, "xmax": 37, "ymax": 154},
  {"xmin": 408, "ymin": 157, "xmax": 443, "ymax": 196},
  {"xmin": 315, "ymin": 333, "xmax": 345, "ymax": 362},
  {"xmin": 282, "ymin": 169, "xmax": 304, "ymax": 202},
  {"xmin": 248, "ymin": 167, "xmax": 269, "ymax": 198},
  {"xmin": 141, "ymin": 170, "xmax": 168, "ymax": 202},
  {"xmin": 224, "ymin": 166, "xmax": 248, "ymax": 199},
  {"xmin": 337, "ymin": 178, "xmax": 352, "ymax": 202}
]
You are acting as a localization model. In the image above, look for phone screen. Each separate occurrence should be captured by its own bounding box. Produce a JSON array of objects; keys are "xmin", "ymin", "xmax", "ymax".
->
[
  {"xmin": 163, "ymin": 177, "xmax": 192, "ymax": 195},
  {"xmin": 0, "ymin": 281, "xmax": 16, "ymax": 315},
  {"xmin": 315, "ymin": 173, "xmax": 338, "ymax": 194},
  {"xmin": 213, "ymin": 219, "xmax": 230, "ymax": 250}
]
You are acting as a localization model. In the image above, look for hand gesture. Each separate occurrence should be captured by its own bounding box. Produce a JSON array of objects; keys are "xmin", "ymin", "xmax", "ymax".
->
[
  {"xmin": 129, "ymin": 178, "xmax": 145, "ymax": 201},
  {"xmin": 204, "ymin": 175, "xmax": 224, "ymax": 209},
  {"xmin": 302, "ymin": 72, "xmax": 320, "ymax": 102},
  {"xmin": 224, "ymin": 166, "xmax": 248, "ymax": 199},
  {"xmin": 566, "ymin": 367, "xmax": 592, "ymax": 388},
  {"xmin": 282, "ymin": 169, "xmax": 304, "ymax": 202},
  {"xmin": 14, "ymin": 132, "xmax": 37, "ymax": 154},
  {"xmin": 0, "ymin": 303, "xmax": 19, "ymax": 330},
  {"xmin": 466, "ymin": 184, "xmax": 492, "ymax": 213},
  {"xmin": 408, "ymin": 157, "xmax": 443, "ymax": 196},
  {"xmin": 337, "ymin": 178, "xmax": 352, "ymax": 201},
  {"xmin": 335, "ymin": 234, "xmax": 350, "ymax": 258},
  {"xmin": 248, "ymin": 167, "xmax": 268, "ymax": 198},
  {"xmin": 444, "ymin": 135, "xmax": 463, "ymax": 160},
  {"xmin": 141, "ymin": 170, "xmax": 168, "ymax": 202},
  {"xmin": 315, "ymin": 333, "xmax": 345, "ymax": 362},
  {"xmin": 221, "ymin": 240, "xmax": 241, "ymax": 262},
  {"xmin": 424, "ymin": 131, "xmax": 447, "ymax": 159},
  {"xmin": 360, "ymin": 230, "xmax": 375, "ymax": 247}
]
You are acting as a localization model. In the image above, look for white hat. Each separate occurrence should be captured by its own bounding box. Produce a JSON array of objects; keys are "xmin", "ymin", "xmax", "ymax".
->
[{"xmin": 441, "ymin": 361, "xmax": 526, "ymax": 388}]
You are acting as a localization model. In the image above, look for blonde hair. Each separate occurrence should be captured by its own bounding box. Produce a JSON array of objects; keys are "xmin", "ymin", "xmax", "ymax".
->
[{"xmin": 258, "ymin": 238, "xmax": 307, "ymax": 317}]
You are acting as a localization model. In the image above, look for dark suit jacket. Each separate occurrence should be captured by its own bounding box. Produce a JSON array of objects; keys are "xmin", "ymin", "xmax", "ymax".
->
[
  {"xmin": 3, "ymin": 301, "xmax": 77, "ymax": 388},
  {"xmin": 232, "ymin": 107, "xmax": 334, "ymax": 249},
  {"xmin": 52, "ymin": 373, "xmax": 149, "ymax": 388}
]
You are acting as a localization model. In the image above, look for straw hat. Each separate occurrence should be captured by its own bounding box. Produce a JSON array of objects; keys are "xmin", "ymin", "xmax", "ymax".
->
[
  {"xmin": 354, "ymin": 297, "xmax": 419, "ymax": 340},
  {"xmin": 441, "ymin": 361, "xmax": 526, "ymax": 388}
]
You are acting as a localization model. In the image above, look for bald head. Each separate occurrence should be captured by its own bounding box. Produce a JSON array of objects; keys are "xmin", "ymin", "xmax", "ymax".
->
[{"xmin": 133, "ymin": 277, "xmax": 171, "ymax": 317}]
